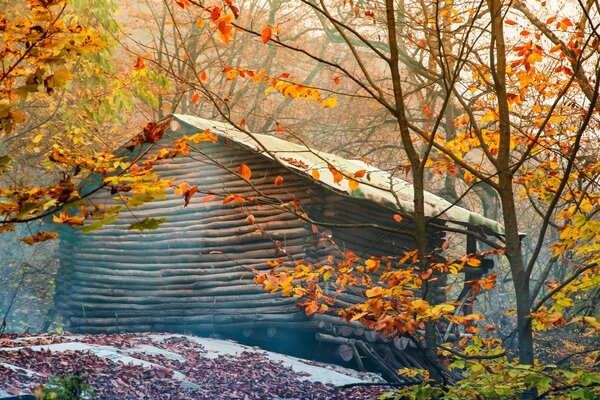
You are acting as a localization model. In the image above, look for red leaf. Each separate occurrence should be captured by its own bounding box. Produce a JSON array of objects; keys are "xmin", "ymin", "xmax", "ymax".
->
[
  {"xmin": 261, "ymin": 26, "xmax": 272, "ymax": 44},
  {"xmin": 200, "ymin": 70, "xmax": 207, "ymax": 81},
  {"xmin": 354, "ymin": 169, "xmax": 366, "ymax": 178},
  {"xmin": 184, "ymin": 185, "xmax": 198, "ymax": 207},
  {"xmin": 333, "ymin": 76, "xmax": 341, "ymax": 85},
  {"xmin": 505, "ymin": 19, "xmax": 518, "ymax": 25},
  {"xmin": 274, "ymin": 176, "xmax": 284, "ymax": 186},
  {"xmin": 191, "ymin": 91, "xmax": 200, "ymax": 104},
  {"xmin": 134, "ymin": 55, "xmax": 145, "ymax": 71},
  {"xmin": 211, "ymin": 7, "xmax": 221, "ymax": 21},
  {"xmin": 393, "ymin": 214, "xmax": 403, "ymax": 223},
  {"xmin": 239, "ymin": 118, "xmax": 245, "ymax": 127}
]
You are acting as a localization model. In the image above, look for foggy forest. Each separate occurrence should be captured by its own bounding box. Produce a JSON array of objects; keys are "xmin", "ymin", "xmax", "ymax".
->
[{"xmin": 0, "ymin": 0, "xmax": 599, "ymax": 399}]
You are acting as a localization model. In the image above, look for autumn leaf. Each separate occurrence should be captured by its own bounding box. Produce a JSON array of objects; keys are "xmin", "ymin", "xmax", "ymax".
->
[
  {"xmin": 333, "ymin": 76, "xmax": 341, "ymax": 85},
  {"xmin": 322, "ymin": 97, "xmax": 337, "ymax": 108},
  {"xmin": 20, "ymin": 231, "xmax": 59, "ymax": 245},
  {"xmin": 200, "ymin": 70, "xmax": 208, "ymax": 81},
  {"xmin": 261, "ymin": 26, "xmax": 272, "ymax": 44},
  {"xmin": 327, "ymin": 164, "xmax": 343, "ymax": 184},
  {"xmin": 175, "ymin": 0, "xmax": 191, "ymax": 8},
  {"xmin": 183, "ymin": 185, "xmax": 198, "ymax": 207},
  {"xmin": 129, "ymin": 217, "xmax": 166, "ymax": 231},
  {"xmin": 393, "ymin": 214, "xmax": 403, "ymax": 223},
  {"xmin": 191, "ymin": 91, "xmax": 200, "ymax": 104},
  {"xmin": 238, "ymin": 163, "xmax": 252, "ymax": 180},
  {"xmin": 134, "ymin": 55, "xmax": 145, "ymax": 71},
  {"xmin": 311, "ymin": 169, "xmax": 320, "ymax": 180},
  {"xmin": 421, "ymin": 269, "xmax": 433, "ymax": 280},
  {"xmin": 52, "ymin": 211, "xmax": 84, "ymax": 226},
  {"xmin": 348, "ymin": 179, "xmax": 359, "ymax": 191},
  {"xmin": 274, "ymin": 176, "xmax": 284, "ymax": 186},
  {"xmin": 196, "ymin": 17, "xmax": 204, "ymax": 29},
  {"xmin": 354, "ymin": 169, "xmax": 366, "ymax": 178}
]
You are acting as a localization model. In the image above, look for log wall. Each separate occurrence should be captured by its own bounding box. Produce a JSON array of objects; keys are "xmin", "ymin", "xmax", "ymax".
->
[{"xmin": 55, "ymin": 133, "xmax": 447, "ymax": 379}]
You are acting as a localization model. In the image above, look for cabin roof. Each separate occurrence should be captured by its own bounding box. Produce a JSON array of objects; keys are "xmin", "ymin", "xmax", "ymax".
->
[{"xmin": 171, "ymin": 114, "xmax": 504, "ymax": 235}]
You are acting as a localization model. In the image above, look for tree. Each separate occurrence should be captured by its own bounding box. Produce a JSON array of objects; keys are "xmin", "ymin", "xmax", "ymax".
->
[{"xmin": 156, "ymin": 0, "xmax": 599, "ymax": 367}]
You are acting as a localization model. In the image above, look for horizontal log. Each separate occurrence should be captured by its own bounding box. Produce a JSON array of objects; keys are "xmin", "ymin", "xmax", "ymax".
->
[
  {"xmin": 70, "ymin": 320, "xmax": 319, "ymax": 334},
  {"xmin": 69, "ymin": 311, "xmax": 307, "ymax": 326},
  {"xmin": 315, "ymin": 332, "xmax": 355, "ymax": 346}
]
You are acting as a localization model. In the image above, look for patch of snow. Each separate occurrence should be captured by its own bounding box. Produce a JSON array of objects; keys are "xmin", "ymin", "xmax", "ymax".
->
[
  {"xmin": 123, "ymin": 344, "xmax": 186, "ymax": 362},
  {"xmin": 146, "ymin": 334, "xmax": 384, "ymax": 386},
  {"xmin": 0, "ymin": 363, "xmax": 43, "ymax": 378}
]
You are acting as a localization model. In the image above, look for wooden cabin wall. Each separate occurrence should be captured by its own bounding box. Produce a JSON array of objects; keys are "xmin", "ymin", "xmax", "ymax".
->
[
  {"xmin": 56, "ymin": 141, "xmax": 324, "ymax": 334},
  {"xmin": 55, "ymin": 131, "xmax": 449, "ymax": 375}
]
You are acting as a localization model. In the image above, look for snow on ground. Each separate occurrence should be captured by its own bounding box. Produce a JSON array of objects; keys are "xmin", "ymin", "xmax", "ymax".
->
[{"xmin": 0, "ymin": 333, "xmax": 388, "ymax": 400}]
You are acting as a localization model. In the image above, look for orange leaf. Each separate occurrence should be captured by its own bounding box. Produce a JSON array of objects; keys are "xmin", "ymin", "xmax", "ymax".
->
[
  {"xmin": 201, "ymin": 195, "xmax": 216, "ymax": 202},
  {"xmin": 20, "ymin": 231, "xmax": 59, "ymax": 245},
  {"xmin": 505, "ymin": 19, "xmax": 518, "ymax": 25},
  {"xmin": 238, "ymin": 163, "xmax": 252, "ymax": 180},
  {"xmin": 348, "ymin": 179, "xmax": 359, "ymax": 191},
  {"xmin": 196, "ymin": 17, "xmax": 204, "ymax": 29},
  {"xmin": 520, "ymin": 30, "xmax": 530, "ymax": 36},
  {"xmin": 393, "ymin": 214, "xmax": 403, "ymax": 223},
  {"xmin": 239, "ymin": 118, "xmax": 245, "ymax": 127},
  {"xmin": 421, "ymin": 269, "xmax": 433, "ymax": 280},
  {"xmin": 134, "ymin": 55, "xmax": 145, "ymax": 71},
  {"xmin": 274, "ymin": 176, "xmax": 284, "ymax": 186},
  {"xmin": 550, "ymin": 44, "xmax": 562, "ymax": 53},
  {"xmin": 333, "ymin": 76, "xmax": 341, "ymax": 85},
  {"xmin": 328, "ymin": 164, "xmax": 343, "ymax": 184},
  {"xmin": 191, "ymin": 91, "xmax": 200, "ymax": 104},
  {"xmin": 200, "ymin": 70, "xmax": 207, "ymax": 81},
  {"xmin": 184, "ymin": 185, "xmax": 198, "ymax": 207},
  {"xmin": 354, "ymin": 169, "xmax": 366, "ymax": 178},
  {"xmin": 175, "ymin": 0, "xmax": 191, "ymax": 9},
  {"xmin": 312, "ymin": 169, "xmax": 320, "ymax": 180},
  {"xmin": 261, "ymin": 26, "xmax": 272, "ymax": 44},
  {"xmin": 245, "ymin": 214, "xmax": 256, "ymax": 223}
]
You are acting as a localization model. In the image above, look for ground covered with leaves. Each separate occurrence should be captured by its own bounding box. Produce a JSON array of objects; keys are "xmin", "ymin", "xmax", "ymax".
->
[{"xmin": 0, "ymin": 333, "xmax": 388, "ymax": 399}]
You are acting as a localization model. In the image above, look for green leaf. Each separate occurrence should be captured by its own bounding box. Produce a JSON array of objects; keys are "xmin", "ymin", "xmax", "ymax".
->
[
  {"xmin": 81, "ymin": 214, "xmax": 118, "ymax": 233},
  {"xmin": 128, "ymin": 217, "xmax": 165, "ymax": 231},
  {"xmin": 0, "ymin": 155, "xmax": 12, "ymax": 174}
]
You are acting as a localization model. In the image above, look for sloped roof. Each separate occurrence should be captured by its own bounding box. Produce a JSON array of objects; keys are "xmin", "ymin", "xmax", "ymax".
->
[{"xmin": 171, "ymin": 114, "xmax": 504, "ymax": 235}]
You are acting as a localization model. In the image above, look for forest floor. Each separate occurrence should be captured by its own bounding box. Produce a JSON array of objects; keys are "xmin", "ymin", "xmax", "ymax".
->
[{"xmin": 0, "ymin": 333, "xmax": 388, "ymax": 400}]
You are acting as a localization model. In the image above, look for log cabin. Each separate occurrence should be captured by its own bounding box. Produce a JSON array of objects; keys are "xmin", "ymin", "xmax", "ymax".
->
[{"xmin": 53, "ymin": 114, "xmax": 504, "ymax": 381}]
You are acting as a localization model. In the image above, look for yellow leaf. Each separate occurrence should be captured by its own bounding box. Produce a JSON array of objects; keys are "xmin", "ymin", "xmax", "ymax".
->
[
  {"xmin": 32, "ymin": 134, "xmax": 43, "ymax": 144},
  {"xmin": 322, "ymin": 97, "xmax": 337, "ymax": 108},
  {"xmin": 348, "ymin": 179, "xmax": 359, "ymax": 191}
]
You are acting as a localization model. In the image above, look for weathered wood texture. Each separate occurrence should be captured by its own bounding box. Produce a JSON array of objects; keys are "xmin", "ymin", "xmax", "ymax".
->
[{"xmin": 55, "ymin": 130, "xmax": 447, "ymax": 378}]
